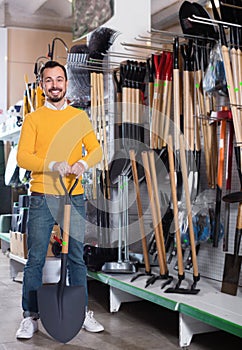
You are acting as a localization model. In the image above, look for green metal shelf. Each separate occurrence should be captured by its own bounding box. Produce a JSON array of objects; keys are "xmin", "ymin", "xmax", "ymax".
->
[{"xmin": 87, "ymin": 269, "xmax": 242, "ymax": 340}]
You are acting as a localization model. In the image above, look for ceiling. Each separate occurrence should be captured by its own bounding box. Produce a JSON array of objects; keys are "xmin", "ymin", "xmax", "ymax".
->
[
  {"xmin": 0, "ymin": 0, "xmax": 209, "ymax": 32},
  {"xmin": 0, "ymin": 0, "xmax": 73, "ymax": 32}
]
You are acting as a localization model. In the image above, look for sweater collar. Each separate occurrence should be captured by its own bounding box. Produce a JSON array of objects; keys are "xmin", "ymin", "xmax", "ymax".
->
[{"xmin": 44, "ymin": 100, "xmax": 68, "ymax": 110}]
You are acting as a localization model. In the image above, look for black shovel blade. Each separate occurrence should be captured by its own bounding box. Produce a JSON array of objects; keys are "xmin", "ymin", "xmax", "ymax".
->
[
  {"xmin": 221, "ymin": 254, "xmax": 242, "ymax": 296},
  {"xmin": 37, "ymin": 284, "xmax": 86, "ymax": 343}
]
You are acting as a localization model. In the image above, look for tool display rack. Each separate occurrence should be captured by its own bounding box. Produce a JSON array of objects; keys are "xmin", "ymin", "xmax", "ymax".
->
[
  {"xmin": 87, "ymin": 268, "xmax": 242, "ymax": 348},
  {"xmin": 1, "ymin": 23, "xmax": 242, "ymax": 348}
]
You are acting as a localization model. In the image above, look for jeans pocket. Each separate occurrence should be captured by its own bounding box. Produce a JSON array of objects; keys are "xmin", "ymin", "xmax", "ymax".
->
[
  {"xmin": 71, "ymin": 194, "xmax": 85, "ymax": 209},
  {"xmin": 29, "ymin": 196, "xmax": 45, "ymax": 209}
]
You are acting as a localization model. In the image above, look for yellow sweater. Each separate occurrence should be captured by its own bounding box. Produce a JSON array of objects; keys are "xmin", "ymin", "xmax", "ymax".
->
[{"xmin": 17, "ymin": 106, "xmax": 103, "ymax": 195}]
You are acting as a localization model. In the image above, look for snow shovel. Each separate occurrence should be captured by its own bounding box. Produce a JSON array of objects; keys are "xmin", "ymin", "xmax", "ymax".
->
[{"xmin": 37, "ymin": 176, "xmax": 86, "ymax": 343}]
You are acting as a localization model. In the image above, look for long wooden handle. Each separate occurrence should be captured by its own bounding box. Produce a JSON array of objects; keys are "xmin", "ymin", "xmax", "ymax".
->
[
  {"xmin": 173, "ymin": 68, "xmax": 180, "ymax": 152},
  {"xmin": 62, "ymin": 204, "xmax": 71, "ymax": 254},
  {"xmin": 222, "ymin": 45, "xmax": 242, "ymax": 143},
  {"xmin": 167, "ymin": 135, "xmax": 184, "ymax": 276},
  {"xmin": 179, "ymin": 134, "xmax": 199, "ymax": 277},
  {"xmin": 162, "ymin": 79, "xmax": 172, "ymax": 148},
  {"xmin": 158, "ymin": 79, "xmax": 168, "ymax": 148},
  {"xmin": 148, "ymin": 150, "xmax": 167, "ymax": 271},
  {"xmin": 129, "ymin": 150, "xmax": 151, "ymax": 272},
  {"xmin": 141, "ymin": 151, "xmax": 166, "ymax": 275}
]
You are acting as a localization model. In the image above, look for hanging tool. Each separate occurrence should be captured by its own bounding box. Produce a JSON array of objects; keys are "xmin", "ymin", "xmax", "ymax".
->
[
  {"xmin": 223, "ymin": 115, "xmax": 234, "ymax": 251},
  {"xmin": 181, "ymin": 40, "xmax": 196, "ymax": 197},
  {"xmin": 179, "ymin": 134, "xmax": 200, "ymax": 292},
  {"xmin": 165, "ymin": 135, "xmax": 199, "ymax": 294},
  {"xmin": 129, "ymin": 149, "xmax": 154, "ymax": 283},
  {"xmin": 221, "ymin": 193, "xmax": 242, "ymax": 296},
  {"xmin": 47, "ymin": 37, "xmax": 69, "ymax": 61},
  {"xmin": 212, "ymin": 108, "xmax": 227, "ymax": 247},
  {"xmin": 141, "ymin": 151, "xmax": 172, "ymax": 288},
  {"xmin": 113, "ymin": 67, "xmax": 123, "ymax": 141},
  {"xmin": 173, "ymin": 36, "xmax": 183, "ymax": 201},
  {"xmin": 160, "ymin": 51, "xmax": 173, "ymax": 149},
  {"xmin": 151, "ymin": 52, "xmax": 166, "ymax": 149},
  {"xmin": 211, "ymin": 0, "xmax": 242, "ymax": 176}
]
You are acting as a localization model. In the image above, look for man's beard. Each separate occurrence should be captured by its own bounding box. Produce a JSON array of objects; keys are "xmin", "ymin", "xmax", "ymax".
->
[
  {"xmin": 49, "ymin": 96, "xmax": 64, "ymax": 103},
  {"xmin": 46, "ymin": 89, "xmax": 66, "ymax": 103}
]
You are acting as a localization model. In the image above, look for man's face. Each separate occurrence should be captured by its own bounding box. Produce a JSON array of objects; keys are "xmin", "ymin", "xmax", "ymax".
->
[{"xmin": 41, "ymin": 66, "xmax": 68, "ymax": 103}]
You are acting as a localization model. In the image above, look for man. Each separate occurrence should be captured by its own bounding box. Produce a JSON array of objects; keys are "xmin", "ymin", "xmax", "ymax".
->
[{"xmin": 16, "ymin": 60, "xmax": 104, "ymax": 339}]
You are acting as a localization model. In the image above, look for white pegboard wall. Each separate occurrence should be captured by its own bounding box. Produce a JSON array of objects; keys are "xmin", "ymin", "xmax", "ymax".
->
[
  {"xmin": 127, "ymin": 124, "xmax": 242, "ymax": 288},
  {"xmin": 190, "ymin": 123, "xmax": 242, "ymax": 287}
]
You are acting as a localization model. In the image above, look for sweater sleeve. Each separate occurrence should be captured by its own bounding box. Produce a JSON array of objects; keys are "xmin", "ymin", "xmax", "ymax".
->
[
  {"xmin": 82, "ymin": 129, "xmax": 103, "ymax": 169},
  {"xmin": 16, "ymin": 114, "xmax": 46, "ymax": 172}
]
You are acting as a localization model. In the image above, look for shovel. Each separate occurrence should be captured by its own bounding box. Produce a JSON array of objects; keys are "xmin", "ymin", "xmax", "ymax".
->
[
  {"xmin": 37, "ymin": 176, "xmax": 86, "ymax": 343},
  {"xmin": 221, "ymin": 198, "xmax": 242, "ymax": 296}
]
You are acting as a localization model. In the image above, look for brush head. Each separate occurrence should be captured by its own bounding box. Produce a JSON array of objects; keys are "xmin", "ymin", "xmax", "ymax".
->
[
  {"xmin": 70, "ymin": 44, "xmax": 89, "ymax": 54},
  {"xmin": 88, "ymin": 27, "xmax": 118, "ymax": 56}
]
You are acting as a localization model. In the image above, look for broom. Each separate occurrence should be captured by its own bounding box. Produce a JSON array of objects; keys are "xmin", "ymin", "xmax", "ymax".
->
[{"xmin": 88, "ymin": 27, "xmax": 120, "ymax": 60}]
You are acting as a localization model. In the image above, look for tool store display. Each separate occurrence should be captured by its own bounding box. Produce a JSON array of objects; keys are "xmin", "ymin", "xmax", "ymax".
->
[
  {"xmin": 6, "ymin": 4, "xmax": 242, "ymax": 299},
  {"xmin": 81, "ymin": 2, "xmax": 241, "ymax": 301},
  {"xmin": 1, "ymin": 1, "xmax": 242, "ymax": 344}
]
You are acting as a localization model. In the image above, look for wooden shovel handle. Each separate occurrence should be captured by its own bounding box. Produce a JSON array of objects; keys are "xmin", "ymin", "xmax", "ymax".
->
[
  {"xmin": 179, "ymin": 134, "xmax": 199, "ymax": 277},
  {"xmin": 167, "ymin": 135, "xmax": 184, "ymax": 276},
  {"xmin": 141, "ymin": 151, "xmax": 166, "ymax": 275},
  {"xmin": 59, "ymin": 176, "xmax": 79, "ymax": 254},
  {"xmin": 129, "ymin": 150, "xmax": 151, "ymax": 272},
  {"xmin": 62, "ymin": 204, "xmax": 71, "ymax": 254}
]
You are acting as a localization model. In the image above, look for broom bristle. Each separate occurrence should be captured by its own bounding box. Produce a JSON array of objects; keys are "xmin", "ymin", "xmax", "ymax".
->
[
  {"xmin": 70, "ymin": 44, "xmax": 89, "ymax": 54},
  {"xmin": 88, "ymin": 27, "xmax": 118, "ymax": 55}
]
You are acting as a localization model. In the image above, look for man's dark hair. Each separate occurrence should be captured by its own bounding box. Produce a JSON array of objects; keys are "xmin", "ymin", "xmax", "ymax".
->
[{"xmin": 40, "ymin": 60, "xmax": 67, "ymax": 80}]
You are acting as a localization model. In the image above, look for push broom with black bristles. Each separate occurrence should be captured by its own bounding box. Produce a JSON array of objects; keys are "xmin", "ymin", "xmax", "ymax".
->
[{"xmin": 88, "ymin": 27, "xmax": 120, "ymax": 60}]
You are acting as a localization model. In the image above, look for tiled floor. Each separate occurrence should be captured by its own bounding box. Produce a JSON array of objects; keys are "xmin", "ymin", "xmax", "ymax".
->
[{"xmin": 0, "ymin": 249, "xmax": 241, "ymax": 350}]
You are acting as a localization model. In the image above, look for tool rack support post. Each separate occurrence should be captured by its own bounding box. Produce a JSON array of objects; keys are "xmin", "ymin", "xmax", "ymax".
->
[
  {"xmin": 179, "ymin": 313, "xmax": 218, "ymax": 348},
  {"xmin": 109, "ymin": 286, "xmax": 141, "ymax": 313},
  {"xmin": 108, "ymin": 285, "xmax": 219, "ymax": 347}
]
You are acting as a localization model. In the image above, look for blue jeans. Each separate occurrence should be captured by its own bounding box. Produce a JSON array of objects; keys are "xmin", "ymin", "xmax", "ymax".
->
[{"xmin": 22, "ymin": 194, "xmax": 87, "ymax": 319}]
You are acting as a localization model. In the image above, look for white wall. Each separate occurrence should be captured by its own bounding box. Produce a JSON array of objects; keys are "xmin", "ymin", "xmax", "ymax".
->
[
  {"xmin": 104, "ymin": 0, "xmax": 151, "ymax": 61},
  {"xmin": 0, "ymin": 28, "xmax": 7, "ymax": 119}
]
